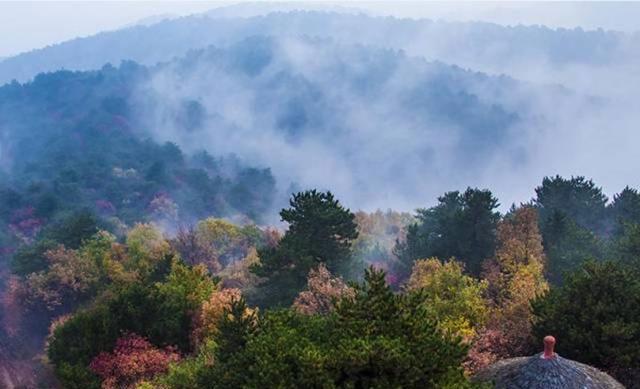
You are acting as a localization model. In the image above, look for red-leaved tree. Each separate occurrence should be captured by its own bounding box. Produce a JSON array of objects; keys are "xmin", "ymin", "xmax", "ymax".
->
[{"xmin": 89, "ymin": 333, "xmax": 180, "ymax": 388}]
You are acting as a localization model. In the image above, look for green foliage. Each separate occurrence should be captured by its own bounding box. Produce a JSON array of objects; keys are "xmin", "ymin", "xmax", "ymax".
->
[
  {"xmin": 152, "ymin": 261, "xmax": 216, "ymax": 350},
  {"xmin": 48, "ymin": 260, "xmax": 216, "ymax": 387},
  {"xmin": 333, "ymin": 268, "xmax": 470, "ymax": 388},
  {"xmin": 125, "ymin": 223, "xmax": 171, "ymax": 275},
  {"xmin": 53, "ymin": 361, "xmax": 101, "ymax": 389},
  {"xmin": 210, "ymin": 309, "xmax": 332, "ymax": 388},
  {"xmin": 609, "ymin": 222, "xmax": 640, "ymax": 266},
  {"xmin": 10, "ymin": 210, "xmax": 99, "ymax": 276},
  {"xmin": 27, "ymin": 178, "xmax": 640, "ymax": 388},
  {"xmin": 11, "ymin": 238, "xmax": 57, "ymax": 276},
  {"xmin": 608, "ymin": 187, "xmax": 640, "ymax": 235},
  {"xmin": 44, "ymin": 209, "xmax": 99, "ymax": 249},
  {"xmin": 194, "ymin": 297, "xmax": 258, "ymax": 388},
  {"xmin": 535, "ymin": 175, "xmax": 608, "ymax": 234},
  {"xmin": 532, "ymin": 261, "xmax": 640, "ymax": 382},
  {"xmin": 395, "ymin": 188, "xmax": 500, "ymax": 278},
  {"xmin": 153, "ymin": 340, "xmax": 216, "ymax": 389},
  {"xmin": 191, "ymin": 268, "xmax": 473, "ymax": 389},
  {"xmin": 253, "ymin": 190, "xmax": 358, "ymax": 307},
  {"xmin": 0, "ymin": 63, "xmax": 277, "ymax": 265},
  {"xmin": 540, "ymin": 211, "xmax": 603, "ymax": 285}
]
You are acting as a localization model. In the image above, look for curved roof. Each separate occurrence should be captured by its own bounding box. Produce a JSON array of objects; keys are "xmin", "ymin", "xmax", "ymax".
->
[{"xmin": 473, "ymin": 353, "xmax": 625, "ymax": 389}]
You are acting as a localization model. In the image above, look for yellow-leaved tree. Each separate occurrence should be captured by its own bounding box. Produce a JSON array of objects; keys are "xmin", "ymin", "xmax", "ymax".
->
[
  {"xmin": 468, "ymin": 206, "xmax": 549, "ymax": 372},
  {"xmin": 405, "ymin": 258, "xmax": 488, "ymax": 343}
]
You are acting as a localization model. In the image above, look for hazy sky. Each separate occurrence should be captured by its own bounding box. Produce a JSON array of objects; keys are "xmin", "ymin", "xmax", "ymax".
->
[{"xmin": 1, "ymin": 1, "xmax": 639, "ymax": 58}]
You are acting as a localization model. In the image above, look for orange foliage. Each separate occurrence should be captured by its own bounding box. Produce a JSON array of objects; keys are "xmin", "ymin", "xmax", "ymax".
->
[
  {"xmin": 470, "ymin": 206, "xmax": 549, "ymax": 369},
  {"xmin": 293, "ymin": 264, "xmax": 354, "ymax": 315},
  {"xmin": 23, "ymin": 246, "xmax": 100, "ymax": 310},
  {"xmin": 192, "ymin": 288, "xmax": 255, "ymax": 348}
]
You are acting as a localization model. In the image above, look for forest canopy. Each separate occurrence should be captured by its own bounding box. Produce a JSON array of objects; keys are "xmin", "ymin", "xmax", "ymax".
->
[{"xmin": 1, "ymin": 178, "xmax": 639, "ymax": 388}]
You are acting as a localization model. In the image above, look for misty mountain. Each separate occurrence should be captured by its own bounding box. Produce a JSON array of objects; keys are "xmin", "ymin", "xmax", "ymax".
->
[
  {"xmin": 112, "ymin": 36, "xmax": 583, "ymax": 211},
  {"xmin": 2, "ymin": 30, "xmax": 611, "ymax": 219},
  {"xmin": 1, "ymin": 10, "xmax": 638, "ymax": 88},
  {"xmin": 0, "ymin": 61, "xmax": 277, "ymax": 255},
  {"xmin": 0, "ymin": 34, "xmax": 546, "ymax": 230},
  {"xmin": 2, "ymin": 6, "xmax": 640, "ymax": 389}
]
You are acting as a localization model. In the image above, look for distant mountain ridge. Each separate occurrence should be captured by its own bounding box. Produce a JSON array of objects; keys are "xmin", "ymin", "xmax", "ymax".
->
[{"xmin": 0, "ymin": 10, "xmax": 637, "ymax": 86}]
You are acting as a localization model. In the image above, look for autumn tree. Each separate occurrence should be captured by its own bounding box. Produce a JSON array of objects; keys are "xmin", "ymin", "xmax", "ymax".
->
[
  {"xmin": 171, "ymin": 219, "xmax": 266, "ymax": 273},
  {"xmin": 171, "ymin": 226, "xmax": 220, "ymax": 272},
  {"xmin": 352, "ymin": 210, "xmax": 413, "ymax": 283},
  {"xmin": 252, "ymin": 190, "xmax": 358, "ymax": 307},
  {"xmin": 21, "ymin": 231, "xmax": 115, "ymax": 312},
  {"xmin": 195, "ymin": 218, "xmax": 245, "ymax": 266},
  {"xmin": 484, "ymin": 206, "xmax": 548, "ymax": 306},
  {"xmin": 474, "ymin": 206, "xmax": 548, "ymax": 366},
  {"xmin": 125, "ymin": 223, "xmax": 171, "ymax": 277},
  {"xmin": 292, "ymin": 263, "xmax": 354, "ymax": 315},
  {"xmin": 191, "ymin": 288, "xmax": 255, "ymax": 348},
  {"xmin": 48, "ymin": 260, "xmax": 215, "ymax": 387},
  {"xmin": 89, "ymin": 333, "xmax": 180, "ymax": 389},
  {"xmin": 217, "ymin": 247, "xmax": 262, "ymax": 292},
  {"xmin": 24, "ymin": 246, "xmax": 100, "ymax": 311},
  {"xmin": 405, "ymin": 258, "xmax": 488, "ymax": 342}
]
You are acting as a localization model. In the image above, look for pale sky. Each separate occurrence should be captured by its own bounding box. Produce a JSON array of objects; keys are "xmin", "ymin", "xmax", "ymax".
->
[{"xmin": 1, "ymin": 1, "xmax": 639, "ymax": 59}]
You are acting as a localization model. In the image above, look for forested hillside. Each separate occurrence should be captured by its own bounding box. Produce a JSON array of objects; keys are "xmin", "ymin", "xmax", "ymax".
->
[
  {"xmin": 0, "ymin": 61, "xmax": 276, "ymax": 246},
  {"xmin": 1, "ymin": 34, "xmax": 555, "ymax": 226},
  {"xmin": 1, "ymin": 5, "xmax": 639, "ymax": 389},
  {"xmin": 3, "ymin": 179, "xmax": 640, "ymax": 387}
]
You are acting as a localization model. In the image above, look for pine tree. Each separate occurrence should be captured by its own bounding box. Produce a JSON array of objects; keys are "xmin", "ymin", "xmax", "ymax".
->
[
  {"xmin": 252, "ymin": 190, "xmax": 358, "ymax": 307},
  {"xmin": 395, "ymin": 188, "xmax": 500, "ymax": 278}
]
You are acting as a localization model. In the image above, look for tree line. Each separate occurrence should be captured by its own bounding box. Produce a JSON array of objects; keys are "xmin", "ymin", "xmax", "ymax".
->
[{"xmin": 3, "ymin": 175, "xmax": 640, "ymax": 387}]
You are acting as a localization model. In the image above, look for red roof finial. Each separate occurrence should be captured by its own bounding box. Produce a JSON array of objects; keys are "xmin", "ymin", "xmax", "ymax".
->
[{"xmin": 543, "ymin": 335, "xmax": 556, "ymax": 359}]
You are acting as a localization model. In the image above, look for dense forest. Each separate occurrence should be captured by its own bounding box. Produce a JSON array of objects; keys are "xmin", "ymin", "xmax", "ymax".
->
[
  {"xmin": 2, "ymin": 173, "xmax": 640, "ymax": 387},
  {"xmin": 1, "ymin": 4, "xmax": 639, "ymax": 389}
]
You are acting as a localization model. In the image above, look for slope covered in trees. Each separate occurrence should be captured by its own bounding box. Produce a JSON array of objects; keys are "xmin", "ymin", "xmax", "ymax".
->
[
  {"xmin": 0, "ymin": 34, "xmax": 562, "ymax": 233},
  {"xmin": 2, "ymin": 179, "xmax": 639, "ymax": 387},
  {"xmin": 1, "ymin": 7, "xmax": 639, "ymax": 388},
  {"xmin": 0, "ymin": 61, "xmax": 277, "ymax": 273}
]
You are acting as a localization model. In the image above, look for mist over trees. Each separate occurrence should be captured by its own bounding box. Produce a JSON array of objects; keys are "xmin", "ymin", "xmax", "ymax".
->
[{"xmin": 0, "ymin": 5, "xmax": 639, "ymax": 389}]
